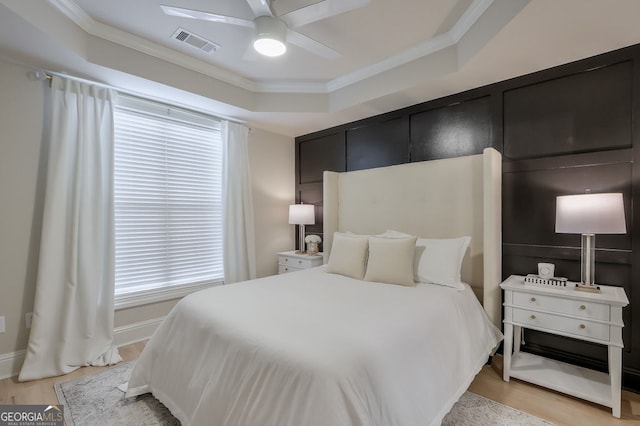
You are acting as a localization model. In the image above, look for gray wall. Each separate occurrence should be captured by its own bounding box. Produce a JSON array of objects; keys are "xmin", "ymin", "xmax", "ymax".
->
[{"xmin": 0, "ymin": 60, "xmax": 295, "ymax": 377}]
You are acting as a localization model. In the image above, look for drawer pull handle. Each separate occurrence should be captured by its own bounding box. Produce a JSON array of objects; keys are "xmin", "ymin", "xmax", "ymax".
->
[
  {"xmin": 530, "ymin": 297, "xmax": 536, "ymax": 302},
  {"xmin": 530, "ymin": 315, "xmax": 536, "ymax": 320},
  {"xmin": 580, "ymin": 324, "xmax": 586, "ymax": 329},
  {"xmin": 580, "ymin": 305, "xmax": 586, "ymax": 310},
  {"xmin": 298, "ymin": 260, "xmax": 302, "ymax": 264}
]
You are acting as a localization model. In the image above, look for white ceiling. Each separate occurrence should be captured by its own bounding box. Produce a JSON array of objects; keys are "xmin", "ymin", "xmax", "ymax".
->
[{"xmin": 1, "ymin": 0, "xmax": 640, "ymax": 137}]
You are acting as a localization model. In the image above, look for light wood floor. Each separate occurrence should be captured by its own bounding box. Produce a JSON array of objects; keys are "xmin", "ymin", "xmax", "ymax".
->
[
  {"xmin": 0, "ymin": 341, "xmax": 146, "ymax": 406},
  {"xmin": 1, "ymin": 342, "xmax": 639, "ymax": 425},
  {"xmin": 468, "ymin": 356, "xmax": 640, "ymax": 426}
]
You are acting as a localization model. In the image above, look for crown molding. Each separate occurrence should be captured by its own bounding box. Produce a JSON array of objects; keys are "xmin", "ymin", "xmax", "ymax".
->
[
  {"xmin": 327, "ymin": 0, "xmax": 493, "ymax": 92},
  {"xmin": 47, "ymin": 0, "xmax": 263, "ymax": 92},
  {"xmin": 450, "ymin": 0, "xmax": 494, "ymax": 42},
  {"xmin": 46, "ymin": 0, "xmax": 492, "ymax": 96},
  {"xmin": 326, "ymin": 31, "xmax": 456, "ymax": 93},
  {"xmin": 46, "ymin": 0, "xmax": 92, "ymax": 30}
]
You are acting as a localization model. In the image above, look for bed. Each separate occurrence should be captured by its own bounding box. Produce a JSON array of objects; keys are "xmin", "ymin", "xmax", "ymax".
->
[{"xmin": 125, "ymin": 147, "xmax": 503, "ymax": 426}]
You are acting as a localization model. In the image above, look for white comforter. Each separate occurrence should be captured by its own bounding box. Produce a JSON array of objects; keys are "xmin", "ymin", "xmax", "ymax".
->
[{"xmin": 126, "ymin": 267, "xmax": 502, "ymax": 426}]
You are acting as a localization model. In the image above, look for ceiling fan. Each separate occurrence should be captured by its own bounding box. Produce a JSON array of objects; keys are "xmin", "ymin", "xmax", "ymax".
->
[{"xmin": 161, "ymin": 0, "xmax": 370, "ymax": 58}]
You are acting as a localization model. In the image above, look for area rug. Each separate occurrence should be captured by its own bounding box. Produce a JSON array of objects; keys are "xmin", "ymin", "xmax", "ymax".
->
[{"xmin": 55, "ymin": 362, "xmax": 554, "ymax": 426}]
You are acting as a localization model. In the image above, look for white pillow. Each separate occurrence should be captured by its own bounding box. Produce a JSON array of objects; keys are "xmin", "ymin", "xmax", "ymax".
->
[
  {"xmin": 381, "ymin": 230, "xmax": 470, "ymax": 290},
  {"xmin": 326, "ymin": 232, "xmax": 369, "ymax": 280},
  {"xmin": 414, "ymin": 237, "xmax": 470, "ymax": 290},
  {"xmin": 380, "ymin": 230, "xmax": 418, "ymax": 239},
  {"xmin": 364, "ymin": 236, "xmax": 417, "ymax": 286},
  {"xmin": 345, "ymin": 231, "xmax": 379, "ymax": 238}
]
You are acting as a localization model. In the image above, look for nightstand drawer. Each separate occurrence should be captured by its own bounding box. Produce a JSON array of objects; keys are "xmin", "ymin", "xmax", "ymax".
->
[
  {"xmin": 513, "ymin": 292, "xmax": 610, "ymax": 321},
  {"xmin": 278, "ymin": 264, "xmax": 304, "ymax": 274},
  {"xmin": 513, "ymin": 308, "xmax": 610, "ymax": 341},
  {"xmin": 277, "ymin": 252, "xmax": 323, "ymax": 274},
  {"xmin": 279, "ymin": 256, "xmax": 318, "ymax": 269}
]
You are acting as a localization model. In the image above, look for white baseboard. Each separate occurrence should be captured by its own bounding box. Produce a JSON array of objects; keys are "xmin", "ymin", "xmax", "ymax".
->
[
  {"xmin": 0, "ymin": 316, "xmax": 165, "ymax": 380},
  {"xmin": 113, "ymin": 316, "xmax": 165, "ymax": 347},
  {"xmin": 0, "ymin": 349, "xmax": 26, "ymax": 380}
]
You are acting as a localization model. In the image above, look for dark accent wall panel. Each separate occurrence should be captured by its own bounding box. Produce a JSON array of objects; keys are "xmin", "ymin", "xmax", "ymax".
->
[
  {"xmin": 503, "ymin": 162, "xmax": 632, "ymax": 250},
  {"xmin": 298, "ymin": 133, "xmax": 345, "ymax": 184},
  {"xmin": 295, "ymin": 43, "xmax": 640, "ymax": 391},
  {"xmin": 346, "ymin": 116, "xmax": 409, "ymax": 171},
  {"xmin": 410, "ymin": 96, "xmax": 492, "ymax": 161},
  {"xmin": 503, "ymin": 61, "xmax": 633, "ymax": 159},
  {"xmin": 295, "ymin": 132, "xmax": 345, "ymax": 249}
]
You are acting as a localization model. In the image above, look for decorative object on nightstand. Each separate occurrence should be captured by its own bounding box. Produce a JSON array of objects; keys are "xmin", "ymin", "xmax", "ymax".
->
[
  {"xmin": 288, "ymin": 203, "xmax": 315, "ymax": 254},
  {"xmin": 555, "ymin": 192, "xmax": 626, "ymax": 293},
  {"xmin": 501, "ymin": 275, "xmax": 629, "ymax": 418},
  {"xmin": 304, "ymin": 234, "xmax": 321, "ymax": 255},
  {"xmin": 277, "ymin": 251, "xmax": 322, "ymax": 274},
  {"xmin": 523, "ymin": 274, "xmax": 568, "ymax": 289},
  {"xmin": 537, "ymin": 262, "xmax": 554, "ymax": 279},
  {"xmin": 524, "ymin": 263, "xmax": 568, "ymax": 289}
]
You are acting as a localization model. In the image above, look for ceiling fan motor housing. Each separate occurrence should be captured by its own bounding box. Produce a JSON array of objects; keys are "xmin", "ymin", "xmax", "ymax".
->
[{"xmin": 253, "ymin": 15, "xmax": 287, "ymax": 56}]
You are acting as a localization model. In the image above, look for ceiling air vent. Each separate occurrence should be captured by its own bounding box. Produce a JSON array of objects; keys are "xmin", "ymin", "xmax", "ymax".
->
[{"xmin": 171, "ymin": 28, "xmax": 219, "ymax": 53}]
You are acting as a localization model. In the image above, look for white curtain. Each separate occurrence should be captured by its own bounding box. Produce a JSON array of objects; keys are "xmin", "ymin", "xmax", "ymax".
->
[
  {"xmin": 222, "ymin": 121, "xmax": 256, "ymax": 283},
  {"xmin": 19, "ymin": 76, "xmax": 121, "ymax": 381}
]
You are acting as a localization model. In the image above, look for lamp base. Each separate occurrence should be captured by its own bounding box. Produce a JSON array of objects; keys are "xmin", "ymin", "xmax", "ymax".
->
[{"xmin": 575, "ymin": 282, "xmax": 601, "ymax": 293}]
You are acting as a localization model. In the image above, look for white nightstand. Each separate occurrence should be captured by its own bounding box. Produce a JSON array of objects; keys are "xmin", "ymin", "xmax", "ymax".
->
[
  {"xmin": 501, "ymin": 275, "xmax": 629, "ymax": 417},
  {"xmin": 277, "ymin": 251, "xmax": 323, "ymax": 274}
]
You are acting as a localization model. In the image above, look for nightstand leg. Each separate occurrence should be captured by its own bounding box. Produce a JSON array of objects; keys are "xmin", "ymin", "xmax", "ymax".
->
[
  {"xmin": 503, "ymin": 322, "xmax": 513, "ymax": 382},
  {"xmin": 609, "ymin": 345, "xmax": 622, "ymax": 418},
  {"xmin": 514, "ymin": 325, "xmax": 522, "ymax": 354}
]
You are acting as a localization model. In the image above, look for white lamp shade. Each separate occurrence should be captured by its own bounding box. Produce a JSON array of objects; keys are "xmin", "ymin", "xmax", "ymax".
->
[
  {"xmin": 555, "ymin": 193, "xmax": 626, "ymax": 234},
  {"xmin": 289, "ymin": 204, "xmax": 315, "ymax": 225}
]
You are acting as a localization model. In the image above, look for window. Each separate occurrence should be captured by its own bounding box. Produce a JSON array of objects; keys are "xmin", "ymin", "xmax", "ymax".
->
[{"xmin": 113, "ymin": 95, "xmax": 224, "ymax": 308}]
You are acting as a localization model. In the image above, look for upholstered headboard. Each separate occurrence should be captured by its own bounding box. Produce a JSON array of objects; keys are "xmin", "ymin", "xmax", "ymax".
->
[{"xmin": 322, "ymin": 148, "xmax": 502, "ymax": 328}]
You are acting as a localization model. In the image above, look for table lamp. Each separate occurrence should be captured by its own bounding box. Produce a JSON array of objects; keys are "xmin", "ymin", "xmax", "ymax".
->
[
  {"xmin": 555, "ymin": 193, "xmax": 626, "ymax": 293},
  {"xmin": 289, "ymin": 203, "xmax": 315, "ymax": 253}
]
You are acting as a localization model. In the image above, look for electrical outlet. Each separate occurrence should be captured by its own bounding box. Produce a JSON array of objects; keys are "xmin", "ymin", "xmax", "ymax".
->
[
  {"xmin": 25, "ymin": 312, "xmax": 33, "ymax": 329},
  {"xmin": 0, "ymin": 316, "xmax": 5, "ymax": 333}
]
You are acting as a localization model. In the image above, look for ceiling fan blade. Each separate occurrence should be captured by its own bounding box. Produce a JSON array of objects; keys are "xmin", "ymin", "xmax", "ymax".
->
[
  {"xmin": 287, "ymin": 30, "xmax": 341, "ymax": 60},
  {"xmin": 245, "ymin": 0, "xmax": 275, "ymax": 17},
  {"xmin": 160, "ymin": 5, "xmax": 254, "ymax": 28},
  {"xmin": 282, "ymin": 0, "xmax": 370, "ymax": 28}
]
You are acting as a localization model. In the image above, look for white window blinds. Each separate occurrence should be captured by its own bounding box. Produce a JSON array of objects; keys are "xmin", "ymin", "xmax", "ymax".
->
[{"xmin": 113, "ymin": 96, "xmax": 224, "ymax": 298}]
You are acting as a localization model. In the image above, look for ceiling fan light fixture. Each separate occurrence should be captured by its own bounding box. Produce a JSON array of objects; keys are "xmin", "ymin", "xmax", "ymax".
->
[
  {"xmin": 253, "ymin": 16, "xmax": 287, "ymax": 57},
  {"xmin": 253, "ymin": 38, "xmax": 286, "ymax": 57}
]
